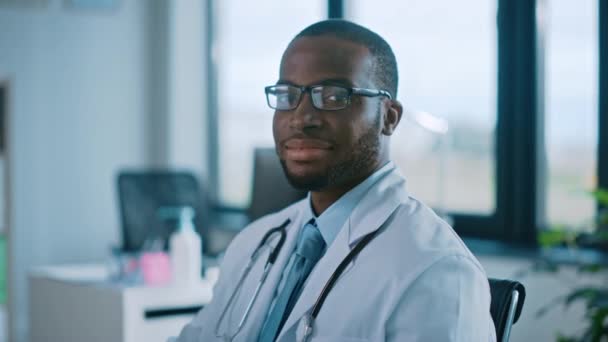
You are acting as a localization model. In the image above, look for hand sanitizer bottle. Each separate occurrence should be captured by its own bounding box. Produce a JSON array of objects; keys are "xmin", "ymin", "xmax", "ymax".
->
[{"xmin": 168, "ymin": 206, "xmax": 202, "ymax": 287}]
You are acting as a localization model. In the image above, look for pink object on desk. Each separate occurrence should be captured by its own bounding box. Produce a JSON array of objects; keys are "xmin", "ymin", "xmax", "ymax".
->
[{"xmin": 140, "ymin": 252, "xmax": 171, "ymax": 286}]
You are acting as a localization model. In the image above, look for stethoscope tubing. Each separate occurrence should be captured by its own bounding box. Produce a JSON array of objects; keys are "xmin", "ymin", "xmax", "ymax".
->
[
  {"xmin": 301, "ymin": 228, "xmax": 381, "ymax": 341},
  {"xmin": 214, "ymin": 219, "xmax": 290, "ymax": 341},
  {"xmin": 216, "ymin": 217, "xmax": 382, "ymax": 342}
]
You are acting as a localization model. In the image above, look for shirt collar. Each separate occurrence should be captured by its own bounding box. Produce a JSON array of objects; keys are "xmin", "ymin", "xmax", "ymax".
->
[{"xmin": 302, "ymin": 161, "xmax": 395, "ymax": 247}]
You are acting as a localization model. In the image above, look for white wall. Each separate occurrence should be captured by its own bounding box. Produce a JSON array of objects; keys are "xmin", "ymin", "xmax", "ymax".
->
[
  {"xmin": 0, "ymin": 1, "xmax": 153, "ymax": 340},
  {"xmin": 167, "ymin": 0, "xmax": 207, "ymax": 177}
]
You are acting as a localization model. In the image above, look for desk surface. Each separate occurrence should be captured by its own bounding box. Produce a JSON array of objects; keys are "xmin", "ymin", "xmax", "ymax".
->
[{"xmin": 30, "ymin": 263, "xmax": 219, "ymax": 288}]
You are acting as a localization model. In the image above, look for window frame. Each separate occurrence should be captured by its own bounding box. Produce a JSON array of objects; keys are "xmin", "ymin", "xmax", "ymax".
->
[
  {"xmin": 599, "ymin": 0, "xmax": 608, "ymax": 204},
  {"xmin": 205, "ymin": 0, "xmax": 220, "ymax": 202}
]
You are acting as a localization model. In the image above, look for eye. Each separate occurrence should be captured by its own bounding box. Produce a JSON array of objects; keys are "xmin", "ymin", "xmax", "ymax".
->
[
  {"xmin": 324, "ymin": 94, "xmax": 339, "ymax": 102},
  {"xmin": 321, "ymin": 87, "xmax": 348, "ymax": 103},
  {"xmin": 276, "ymin": 94, "xmax": 291, "ymax": 106}
]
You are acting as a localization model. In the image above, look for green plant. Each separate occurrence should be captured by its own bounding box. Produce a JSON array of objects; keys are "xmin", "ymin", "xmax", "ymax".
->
[{"xmin": 523, "ymin": 189, "xmax": 608, "ymax": 342}]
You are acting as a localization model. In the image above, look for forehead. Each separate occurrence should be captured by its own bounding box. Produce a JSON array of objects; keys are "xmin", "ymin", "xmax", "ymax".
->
[{"xmin": 279, "ymin": 35, "xmax": 374, "ymax": 86}]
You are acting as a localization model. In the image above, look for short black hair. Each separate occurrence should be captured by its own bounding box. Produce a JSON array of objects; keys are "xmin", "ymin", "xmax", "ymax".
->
[{"xmin": 290, "ymin": 19, "xmax": 399, "ymax": 99}]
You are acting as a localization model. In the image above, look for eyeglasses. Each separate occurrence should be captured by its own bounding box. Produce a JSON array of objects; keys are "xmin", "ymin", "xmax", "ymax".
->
[{"xmin": 264, "ymin": 84, "xmax": 392, "ymax": 111}]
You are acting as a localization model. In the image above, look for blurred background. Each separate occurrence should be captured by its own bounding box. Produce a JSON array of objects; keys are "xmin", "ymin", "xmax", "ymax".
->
[{"xmin": 0, "ymin": 0, "xmax": 606, "ymax": 341}]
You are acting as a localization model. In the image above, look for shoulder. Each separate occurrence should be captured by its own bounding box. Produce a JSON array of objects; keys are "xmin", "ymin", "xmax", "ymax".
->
[
  {"xmin": 373, "ymin": 194, "xmax": 486, "ymax": 282},
  {"xmin": 378, "ymin": 198, "xmax": 493, "ymax": 340}
]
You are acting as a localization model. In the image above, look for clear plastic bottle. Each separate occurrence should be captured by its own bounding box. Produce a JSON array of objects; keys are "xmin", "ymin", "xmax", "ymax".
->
[{"xmin": 167, "ymin": 206, "xmax": 202, "ymax": 286}]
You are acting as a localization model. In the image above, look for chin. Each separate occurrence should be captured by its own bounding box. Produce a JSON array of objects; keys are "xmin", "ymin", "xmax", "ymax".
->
[{"xmin": 281, "ymin": 161, "xmax": 329, "ymax": 191}]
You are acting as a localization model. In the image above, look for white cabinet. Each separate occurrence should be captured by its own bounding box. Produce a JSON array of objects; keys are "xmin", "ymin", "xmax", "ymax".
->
[{"xmin": 29, "ymin": 264, "xmax": 218, "ymax": 342}]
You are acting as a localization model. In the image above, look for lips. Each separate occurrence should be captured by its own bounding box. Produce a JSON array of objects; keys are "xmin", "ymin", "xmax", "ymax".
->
[
  {"xmin": 285, "ymin": 138, "xmax": 333, "ymax": 149},
  {"xmin": 283, "ymin": 138, "xmax": 333, "ymax": 161}
]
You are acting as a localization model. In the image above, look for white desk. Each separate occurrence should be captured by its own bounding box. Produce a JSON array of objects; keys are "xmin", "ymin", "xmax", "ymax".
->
[{"xmin": 29, "ymin": 264, "xmax": 218, "ymax": 342}]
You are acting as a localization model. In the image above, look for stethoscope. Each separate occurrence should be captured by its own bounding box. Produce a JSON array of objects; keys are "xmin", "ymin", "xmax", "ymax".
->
[{"xmin": 214, "ymin": 218, "xmax": 381, "ymax": 342}]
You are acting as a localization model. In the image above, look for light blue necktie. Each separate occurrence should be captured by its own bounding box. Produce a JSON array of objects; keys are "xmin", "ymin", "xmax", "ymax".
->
[{"xmin": 258, "ymin": 220, "xmax": 326, "ymax": 342}]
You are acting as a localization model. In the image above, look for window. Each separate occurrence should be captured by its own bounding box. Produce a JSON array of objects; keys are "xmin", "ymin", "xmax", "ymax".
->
[
  {"xmin": 209, "ymin": 0, "xmax": 607, "ymax": 245},
  {"xmin": 543, "ymin": 0, "xmax": 598, "ymax": 229},
  {"xmin": 214, "ymin": 0, "xmax": 326, "ymax": 207},
  {"xmin": 348, "ymin": 0, "xmax": 497, "ymax": 215}
]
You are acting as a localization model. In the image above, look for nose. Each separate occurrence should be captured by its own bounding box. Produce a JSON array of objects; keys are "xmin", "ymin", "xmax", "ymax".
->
[{"xmin": 289, "ymin": 92, "xmax": 322, "ymax": 130}]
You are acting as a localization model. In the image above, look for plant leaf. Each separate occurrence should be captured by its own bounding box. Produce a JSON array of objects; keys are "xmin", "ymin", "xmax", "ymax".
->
[
  {"xmin": 589, "ymin": 307, "xmax": 608, "ymax": 341},
  {"xmin": 578, "ymin": 264, "xmax": 605, "ymax": 273},
  {"xmin": 591, "ymin": 189, "xmax": 608, "ymax": 207},
  {"xmin": 556, "ymin": 333, "xmax": 578, "ymax": 342},
  {"xmin": 539, "ymin": 229, "xmax": 571, "ymax": 247},
  {"xmin": 565, "ymin": 288, "xmax": 600, "ymax": 308},
  {"xmin": 589, "ymin": 291, "xmax": 608, "ymax": 310}
]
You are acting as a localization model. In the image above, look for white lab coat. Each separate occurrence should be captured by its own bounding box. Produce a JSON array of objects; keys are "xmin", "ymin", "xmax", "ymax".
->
[{"xmin": 175, "ymin": 168, "xmax": 496, "ymax": 341}]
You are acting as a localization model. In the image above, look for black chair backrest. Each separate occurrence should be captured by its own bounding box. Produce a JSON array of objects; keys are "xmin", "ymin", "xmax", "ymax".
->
[
  {"xmin": 247, "ymin": 148, "xmax": 307, "ymax": 221},
  {"xmin": 489, "ymin": 278, "xmax": 526, "ymax": 341},
  {"xmin": 117, "ymin": 171, "xmax": 208, "ymax": 253}
]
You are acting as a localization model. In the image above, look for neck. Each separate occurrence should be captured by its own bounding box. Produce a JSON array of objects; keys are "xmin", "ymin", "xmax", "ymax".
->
[{"xmin": 310, "ymin": 159, "xmax": 387, "ymax": 215}]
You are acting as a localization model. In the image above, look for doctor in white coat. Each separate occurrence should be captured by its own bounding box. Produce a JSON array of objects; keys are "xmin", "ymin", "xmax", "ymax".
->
[{"xmin": 175, "ymin": 19, "xmax": 496, "ymax": 342}]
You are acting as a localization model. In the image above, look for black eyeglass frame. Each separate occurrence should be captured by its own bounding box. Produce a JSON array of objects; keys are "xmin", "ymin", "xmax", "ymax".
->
[{"xmin": 264, "ymin": 84, "xmax": 393, "ymax": 111}]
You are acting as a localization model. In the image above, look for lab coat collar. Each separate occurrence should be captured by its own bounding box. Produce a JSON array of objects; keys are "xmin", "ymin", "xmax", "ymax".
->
[
  {"xmin": 277, "ymin": 166, "xmax": 408, "ymax": 341},
  {"xmin": 304, "ymin": 161, "xmax": 395, "ymax": 249},
  {"xmin": 346, "ymin": 163, "xmax": 406, "ymax": 247}
]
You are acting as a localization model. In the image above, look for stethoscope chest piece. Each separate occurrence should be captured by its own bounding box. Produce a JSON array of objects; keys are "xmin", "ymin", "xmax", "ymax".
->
[{"xmin": 297, "ymin": 314, "xmax": 314, "ymax": 342}]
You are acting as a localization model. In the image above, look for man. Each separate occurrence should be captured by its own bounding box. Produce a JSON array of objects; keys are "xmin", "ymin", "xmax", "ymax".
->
[{"xmin": 176, "ymin": 19, "xmax": 495, "ymax": 341}]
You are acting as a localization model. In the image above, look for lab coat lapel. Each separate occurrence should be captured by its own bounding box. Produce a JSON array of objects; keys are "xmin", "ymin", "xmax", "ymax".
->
[
  {"xmin": 231, "ymin": 204, "xmax": 307, "ymax": 341},
  {"xmin": 276, "ymin": 169, "xmax": 408, "ymax": 341},
  {"xmin": 346, "ymin": 168, "xmax": 408, "ymax": 246}
]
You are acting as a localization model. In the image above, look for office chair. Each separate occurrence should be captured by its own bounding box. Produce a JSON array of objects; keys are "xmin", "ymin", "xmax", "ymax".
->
[
  {"xmin": 116, "ymin": 171, "xmax": 209, "ymax": 253},
  {"xmin": 205, "ymin": 148, "xmax": 306, "ymax": 256},
  {"xmin": 247, "ymin": 148, "xmax": 307, "ymax": 221},
  {"xmin": 489, "ymin": 278, "xmax": 526, "ymax": 342}
]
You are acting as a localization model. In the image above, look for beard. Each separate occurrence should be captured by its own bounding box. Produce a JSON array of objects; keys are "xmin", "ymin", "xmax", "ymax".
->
[{"xmin": 279, "ymin": 114, "xmax": 382, "ymax": 191}]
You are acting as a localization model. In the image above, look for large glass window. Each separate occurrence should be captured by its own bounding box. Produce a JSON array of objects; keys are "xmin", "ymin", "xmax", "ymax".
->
[
  {"xmin": 348, "ymin": 1, "xmax": 497, "ymax": 214},
  {"xmin": 216, "ymin": 1, "xmax": 326, "ymax": 207},
  {"xmin": 544, "ymin": 0, "xmax": 598, "ymax": 228},
  {"xmin": 210, "ymin": 0, "xmax": 606, "ymax": 244}
]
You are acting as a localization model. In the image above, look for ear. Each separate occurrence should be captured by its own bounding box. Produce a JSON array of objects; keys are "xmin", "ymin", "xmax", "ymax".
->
[{"xmin": 382, "ymin": 100, "xmax": 403, "ymax": 136}]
